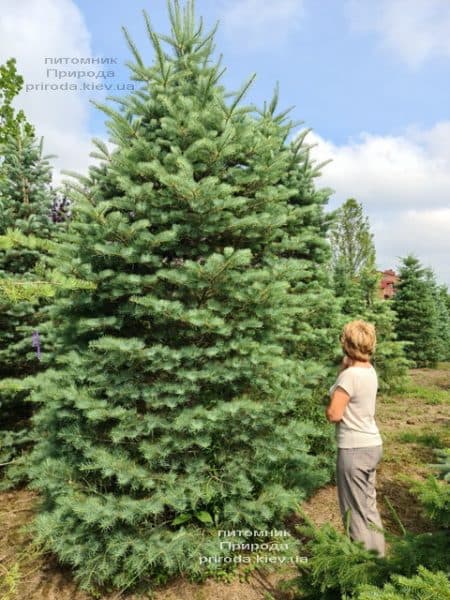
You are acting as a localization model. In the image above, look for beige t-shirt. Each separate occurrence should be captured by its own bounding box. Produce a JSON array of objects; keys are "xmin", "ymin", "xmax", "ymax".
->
[{"xmin": 329, "ymin": 366, "xmax": 383, "ymax": 448}]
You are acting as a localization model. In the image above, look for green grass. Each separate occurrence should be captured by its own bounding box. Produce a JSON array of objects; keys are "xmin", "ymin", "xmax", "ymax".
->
[
  {"xmin": 396, "ymin": 383, "xmax": 450, "ymax": 405},
  {"xmin": 0, "ymin": 562, "xmax": 20, "ymax": 600},
  {"xmin": 436, "ymin": 362, "xmax": 450, "ymax": 371},
  {"xmin": 397, "ymin": 432, "xmax": 446, "ymax": 448}
]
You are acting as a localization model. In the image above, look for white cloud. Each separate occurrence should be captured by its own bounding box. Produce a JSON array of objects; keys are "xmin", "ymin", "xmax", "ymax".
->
[
  {"xmin": 308, "ymin": 127, "xmax": 450, "ymax": 211},
  {"xmin": 305, "ymin": 123, "xmax": 450, "ymax": 286},
  {"xmin": 221, "ymin": 0, "xmax": 305, "ymax": 50},
  {"xmin": 374, "ymin": 209, "xmax": 450, "ymax": 280},
  {"xmin": 0, "ymin": 0, "xmax": 99, "ymax": 185},
  {"xmin": 346, "ymin": 0, "xmax": 450, "ymax": 67}
]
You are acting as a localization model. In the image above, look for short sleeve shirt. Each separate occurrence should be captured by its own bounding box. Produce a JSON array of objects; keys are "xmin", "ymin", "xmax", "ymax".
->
[{"xmin": 329, "ymin": 366, "xmax": 382, "ymax": 448}]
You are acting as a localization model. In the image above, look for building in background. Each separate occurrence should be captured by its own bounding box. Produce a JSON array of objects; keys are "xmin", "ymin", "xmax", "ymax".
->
[{"xmin": 379, "ymin": 269, "xmax": 399, "ymax": 299}]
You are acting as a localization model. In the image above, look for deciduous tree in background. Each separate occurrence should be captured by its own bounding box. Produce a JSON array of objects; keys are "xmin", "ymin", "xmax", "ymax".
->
[
  {"xmin": 0, "ymin": 58, "xmax": 34, "ymax": 146},
  {"xmin": 330, "ymin": 198, "xmax": 375, "ymax": 290},
  {"xmin": 329, "ymin": 198, "xmax": 409, "ymax": 391}
]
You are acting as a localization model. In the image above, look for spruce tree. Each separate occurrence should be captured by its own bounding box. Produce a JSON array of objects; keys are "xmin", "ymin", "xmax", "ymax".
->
[
  {"xmin": 392, "ymin": 255, "xmax": 440, "ymax": 368},
  {"xmin": 277, "ymin": 116, "xmax": 340, "ymax": 366},
  {"xmin": 27, "ymin": 2, "xmax": 335, "ymax": 593},
  {"xmin": 242, "ymin": 87, "xmax": 341, "ymax": 448},
  {"xmin": 329, "ymin": 198, "xmax": 409, "ymax": 390},
  {"xmin": 266, "ymin": 104, "xmax": 341, "ymax": 455},
  {"xmin": 356, "ymin": 566, "xmax": 450, "ymax": 600},
  {"xmin": 0, "ymin": 127, "xmax": 58, "ymax": 486},
  {"xmin": 425, "ymin": 271, "xmax": 450, "ymax": 362},
  {"xmin": 437, "ymin": 284, "xmax": 450, "ymax": 361}
]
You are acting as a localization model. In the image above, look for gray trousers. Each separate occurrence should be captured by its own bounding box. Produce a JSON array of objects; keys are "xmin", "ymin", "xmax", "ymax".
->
[{"xmin": 336, "ymin": 445, "xmax": 386, "ymax": 557}]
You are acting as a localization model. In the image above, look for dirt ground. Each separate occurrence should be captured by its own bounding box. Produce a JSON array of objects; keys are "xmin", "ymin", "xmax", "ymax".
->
[{"xmin": 1, "ymin": 365, "xmax": 448, "ymax": 600}]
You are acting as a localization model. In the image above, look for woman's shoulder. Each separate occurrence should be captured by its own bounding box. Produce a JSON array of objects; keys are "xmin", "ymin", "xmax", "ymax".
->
[
  {"xmin": 347, "ymin": 365, "xmax": 378, "ymax": 388},
  {"xmin": 345, "ymin": 365, "xmax": 377, "ymax": 381},
  {"xmin": 334, "ymin": 364, "xmax": 376, "ymax": 387}
]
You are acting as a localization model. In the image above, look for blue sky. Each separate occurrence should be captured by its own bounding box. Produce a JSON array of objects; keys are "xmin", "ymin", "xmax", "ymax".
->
[
  {"xmin": 75, "ymin": 0, "xmax": 450, "ymax": 143},
  {"xmin": 1, "ymin": 0, "xmax": 450, "ymax": 285}
]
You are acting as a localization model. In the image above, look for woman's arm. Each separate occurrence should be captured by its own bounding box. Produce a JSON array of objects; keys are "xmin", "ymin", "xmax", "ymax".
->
[{"xmin": 325, "ymin": 387, "xmax": 350, "ymax": 423}]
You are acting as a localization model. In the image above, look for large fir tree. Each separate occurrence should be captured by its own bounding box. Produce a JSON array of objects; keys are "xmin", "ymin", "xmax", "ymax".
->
[
  {"xmin": 27, "ymin": 2, "xmax": 337, "ymax": 593},
  {"xmin": 392, "ymin": 255, "xmax": 441, "ymax": 368},
  {"xmin": 269, "ymin": 108, "xmax": 342, "ymax": 453}
]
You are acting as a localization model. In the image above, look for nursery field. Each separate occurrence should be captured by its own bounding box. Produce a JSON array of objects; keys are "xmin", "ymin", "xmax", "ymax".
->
[{"xmin": 1, "ymin": 364, "xmax": 449, "ymax": 600}]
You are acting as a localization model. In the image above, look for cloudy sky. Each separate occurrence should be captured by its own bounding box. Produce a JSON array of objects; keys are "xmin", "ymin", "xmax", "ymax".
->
[{"xmin": 1, "ymin": 0, "xmax": 449, "ymax": 285}]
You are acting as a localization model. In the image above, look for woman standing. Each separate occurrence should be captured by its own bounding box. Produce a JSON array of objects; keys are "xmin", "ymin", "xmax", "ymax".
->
[{"xmin": 326, "ymin": 320, "xmax": 386, "ymax": 557}]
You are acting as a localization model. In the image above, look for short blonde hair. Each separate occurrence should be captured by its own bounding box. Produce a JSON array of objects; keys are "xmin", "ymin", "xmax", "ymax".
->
[{"xmin": 340, "ymin": 320, "xmax": 376, "ymax": 361}]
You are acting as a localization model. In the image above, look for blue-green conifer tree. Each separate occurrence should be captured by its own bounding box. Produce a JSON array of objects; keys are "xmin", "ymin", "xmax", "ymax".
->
[
  {"xmin": 28, "ymin": 1, "xmax": 339, "ymax": 592},
  {"xmin": 0, "ymin": 127, "xmax": 58, "ymax": 486},
  {"xmin": 392, "ymin": 256, "xmax": 441, "ymax": 368}
]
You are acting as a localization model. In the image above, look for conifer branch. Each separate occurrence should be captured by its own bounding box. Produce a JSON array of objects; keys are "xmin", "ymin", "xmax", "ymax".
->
[
  {"xmin": 121, "ymin": 26, "xmax": 144, "ymax": 68},
  {"xmin": 268, "ymin": 81, "xmax": 280, "ymax": 115},
  {"xmin": 60, "ymin": 169, "xmax": 92, "ymax": 186},
  {"xmin": 143, "ymin": 10, "xmax": 170, "ymax": 84},
  {"xmin": 0, "ymin": 228, "xmax": 58, "ymax": 253},
  {"xmin": 226, "ymin": 73, "xmax": 257, "ymax": 121},
  {"xmin": 91, "ymin": 137, "xmax": 111, "ymax": 160},
  {"xmin": 195, "ymin": 21, "xmax": 219, "ymax": 54}
]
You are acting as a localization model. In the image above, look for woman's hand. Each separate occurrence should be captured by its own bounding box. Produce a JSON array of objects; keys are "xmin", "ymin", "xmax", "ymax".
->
[{"xmin": 339, "ymin": 355, "xmax": 353, "ymax": 373}]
